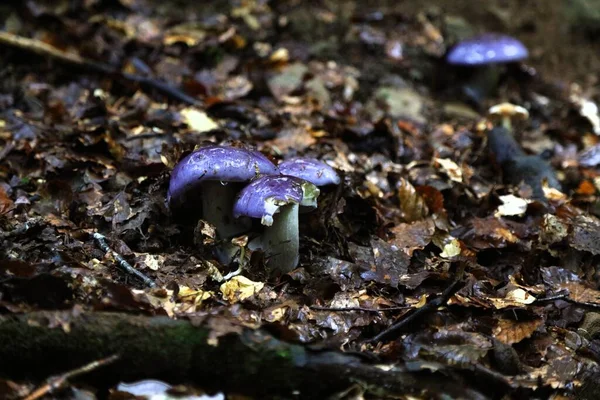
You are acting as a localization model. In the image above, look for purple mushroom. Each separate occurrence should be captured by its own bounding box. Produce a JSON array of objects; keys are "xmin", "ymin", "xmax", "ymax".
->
[
  {"xmin": 233, "ymin": 175, "xmax": 320, "ymax": 274},
  {"xmin": 168, "ymin": 145, "xmax": 278, "ymax": 240},
  {"xmin": 447, "ymin": 34, "xmax": 528, "ymax": 66},
  {"xmin": 446, "ymin": 34, "xmax": 529, "ymax": 104},
  {"xmin": 278, "ymin": 158, "xmax": 341, "ymax": 186}
]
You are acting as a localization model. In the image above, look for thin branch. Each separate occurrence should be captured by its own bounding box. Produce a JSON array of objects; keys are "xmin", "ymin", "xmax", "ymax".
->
[
  {"xmin": 310, "ymin": 305, "xmax": 412, "ymax": 313},
  {"xmin": 0, "ymin": 31, "xmax": 202, "ymax": 106},
  {"xmin": 534, "ymin": 292, "xmax": 569, "ymax": 302},
  {"xmin": 366, "ymin": 278, "xmax": 463, "ymax": 344},
  {"xmin": 93, "ymin": 233, "xmax": 156, "ymax": 288},
  {"xmin": 23, "ymin": 354, "xmax": 119, "ymax": 400}
]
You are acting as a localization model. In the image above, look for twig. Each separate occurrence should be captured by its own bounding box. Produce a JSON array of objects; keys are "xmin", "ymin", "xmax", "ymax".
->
[
  {"xmin": 0, "ymin": 31, "xmax": 202, "ymax": 106},
  {"xmin": 0, "ymin": 219, "xmax": 41, "ymax": 240},
  {"xmin": 534, "ymin": 292, "xmax": 569, "ymax": 302},
  {"xmin": 310, "ymin": 305, "xmax": 412, "ymax": 313},
  {"xmin": 366, "ymin": 278, "xmax": 463, "ymax": 344},
  {"xmin": 23, "ymin": 354, "xmax": 119, "ymax": 400},
  {"xmin": 93, "ymin": 232, "xmax": 156, "ymax": 288},
  {"xmin": 537, "ymin": 291, "xmax": 600, "ymax": 309}
]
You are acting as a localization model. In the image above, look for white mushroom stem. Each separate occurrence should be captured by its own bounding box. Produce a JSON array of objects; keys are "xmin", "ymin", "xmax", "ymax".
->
[
  {"xmin": 201, "ymin": 181, "xmax": 251, "ymax": 239},
  {"xmin": 261, "ymin": 203, "xmax": 300, "ymax": 274}
]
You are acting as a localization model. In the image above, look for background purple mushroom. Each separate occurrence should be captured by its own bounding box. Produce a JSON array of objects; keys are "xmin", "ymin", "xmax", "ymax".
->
[
  {"xmin": 447, "ymin": 34, "xmax": 528, "ymax": 66},
  {"xmin": 168, "ymin": 145, "xmax": 278, "ymax": 242},
  {"xmin": 446, "ymin": 33, "xmax": 529, "ymax": 105},
  {"xmin": 233, "ymin": 175, "xmax": 319, "ymax": 274}
]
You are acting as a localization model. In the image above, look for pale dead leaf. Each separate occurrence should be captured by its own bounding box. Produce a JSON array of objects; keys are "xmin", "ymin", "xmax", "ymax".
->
[
  {"xmin": 180, "ymin": 108, "xmax": 218, "ymax": 132},
  {"xmin": 220, "ymin": 275, "xmax": 264, "ymax": 303},
  {"xmin": 495, "ymin": 195, "xmax": 531, "ymax": 217},
  {"xmin": 435, "ymin": 158, "xmax": 463, "ymax": 183}
]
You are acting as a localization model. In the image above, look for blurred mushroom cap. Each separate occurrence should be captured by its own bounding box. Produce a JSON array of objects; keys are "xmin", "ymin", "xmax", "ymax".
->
[
  {"xmin": 447, "ymin": 34, "xmax": 529, "ymax": 66},
  {"xmin": 488, "ymin": 102, "xmax": 530, "ymax": 121}
]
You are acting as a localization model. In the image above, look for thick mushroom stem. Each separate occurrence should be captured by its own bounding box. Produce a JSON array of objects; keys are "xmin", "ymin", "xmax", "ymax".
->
[
  {"xmin": 261, "ymin": 203, "xmax": 300, "ymax": 274},
  {"xmin": 487, "ymin": 126, "xmax": 526, "ymax": 164},
  {"xmin": 462, "ymin": 66, "xmax": 501, "ymax": 105},
  {"xmin": 201, "ymin": 181, "xmax": 250, "ymax": 239}
]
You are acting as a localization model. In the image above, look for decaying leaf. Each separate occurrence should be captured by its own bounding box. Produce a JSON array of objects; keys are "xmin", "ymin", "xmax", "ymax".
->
[
  {"xmin": 180, "ymin": 108, "xmax": 219, "ymax": 132},
  {"xmin": 220, "ymin": 275, "xmax": 264, "ymax": 303},
  {"xmin": 493, "ymin": 318, "xmax": 544, "ymax": 345},
  {"xmin": 177, "ymin": 285, "xmax": 213, "ymax": 311},
  {"xmin": 495, "ymin": 195, "xmax": 531, "ymax": 217},
  {"xmin": 388, "ymin": 218, "xmax": 436, "ymax": 255},
  {"xmin": 397, "ymin": 178, "xmax": 429, "ymax": 222},
  {"xmin": 434, "ymin": 158, "xmax": 463, "ymax": 183},
  {"xmin": 568, "ymin": 215, "xmax": 600, "ymax": 255}
]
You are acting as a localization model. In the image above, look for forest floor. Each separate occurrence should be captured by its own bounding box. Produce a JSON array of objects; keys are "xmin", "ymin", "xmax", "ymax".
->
[{"xmin": 2, "ymin": 1, "xmax": 600, "ymax": 399}]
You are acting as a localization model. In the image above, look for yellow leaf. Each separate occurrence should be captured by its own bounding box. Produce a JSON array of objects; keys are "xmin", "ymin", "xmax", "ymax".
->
[
  {"xmin": 180, "ymin": 108, "xmax": 218, "ymax": 133},
  {"xmin": 220, "ymin": 275, "xmax": 264, "ymax": 303}
]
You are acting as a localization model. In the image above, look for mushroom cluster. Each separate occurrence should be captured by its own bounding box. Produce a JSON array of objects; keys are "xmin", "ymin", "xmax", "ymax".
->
[{"xmin": 168, "ymin": 145, "xmax": 340, "ymax": 274}]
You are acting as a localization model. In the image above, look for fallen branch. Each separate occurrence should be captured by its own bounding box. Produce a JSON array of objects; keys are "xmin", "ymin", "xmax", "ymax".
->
[
  {"xmin": 0, "ymin": 31, "xmax": 202, "ymax": 106},
  {"xmin": 366, "ymin": 277, "xmax": 463, "ymax": 344}
]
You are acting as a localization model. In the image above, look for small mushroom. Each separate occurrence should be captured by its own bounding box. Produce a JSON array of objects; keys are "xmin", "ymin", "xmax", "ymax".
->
[
  {"xmin": 446, "ymin": 34, "xmax": 529, "ymax": 104},
  {"xmin": 485, "ymin": 106, "xmax": 561, "ymax": 200},
  {"xmin": 278, "ymin": 158, "xmax": 341, "ymax": 186},
  {"xmin": 488, "ymin": 102, "xmax": 529, "ymax": 131},
  {"xmin": 233, "ymin": 175, "xmax": 319, "ymax": 274},
  {"xmin": 168, "ymin": 145, "xmax": 279, "ymax": 240}
]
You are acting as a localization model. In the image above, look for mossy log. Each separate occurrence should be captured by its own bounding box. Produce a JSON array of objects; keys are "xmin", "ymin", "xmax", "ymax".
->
[{"xmin": 0, "ymin": 311, "xmax": 482, "ymax": 398}]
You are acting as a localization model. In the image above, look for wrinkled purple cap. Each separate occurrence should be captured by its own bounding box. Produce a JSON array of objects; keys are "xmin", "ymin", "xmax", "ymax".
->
[
  {"xmin": 233, "ymin": 175, "xmax": 320, "ymax": 226},
  {"xmin": 168, "ymin": 145, "xmax": 278, "ymax": 205},
  {"xmin": 278, "ymin": 158, "xmax": 341, "ymax": 186},
  {"xmin": 447, "ymin": 34, "xmax": 528, "ymax": 66}
]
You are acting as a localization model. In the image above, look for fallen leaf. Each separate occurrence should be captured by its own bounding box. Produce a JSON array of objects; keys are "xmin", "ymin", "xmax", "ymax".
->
[
  {"xmin": 493, "ymin": 318, "xmax": 544, "ymax": 345},
  {"xmin": 180, "ymin": 108, "xmax": 219, "ymax": 132},
  {"xmin": 220, "ymin": 275, "xmax": 264, "ymax": 303},
  {"xmin": 495, "ymin": 195, "xmax": 531, "ymax": 217},
  {"xmin": 435, "ymin": 158, "xmax": 463, "ymax": 183}
]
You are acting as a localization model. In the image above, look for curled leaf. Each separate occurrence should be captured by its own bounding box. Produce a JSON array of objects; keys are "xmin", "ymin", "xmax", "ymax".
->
[{"xmin": 397, "ymin": 178, "xmax": 429, "ymax": 222}]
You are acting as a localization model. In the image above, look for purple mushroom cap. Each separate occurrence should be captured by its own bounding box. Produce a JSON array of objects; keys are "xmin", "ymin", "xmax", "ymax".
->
[
  {"xmin": 167, "ymin": 145, "xmax": 278, "ymax": 206},
  {"xmin": 278, "ymin": 158, "xmax": 341, "ymax": 186},
  {"xmin": 233, "ymin": 175, "xmax": 319, "ymax": 225},
  {"xmin": 447, "ymin": 34, "xmax": 528, "ymax": 66}
]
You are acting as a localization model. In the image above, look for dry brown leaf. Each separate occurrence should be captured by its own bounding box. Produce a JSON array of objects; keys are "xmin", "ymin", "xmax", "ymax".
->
[
  {"xmin": 388, "ymin": 218, "xmax": 436, "ymax": 255},
  {"xmin": 568, "ymin": 215, "xmax": 600, "ymax": 255},
  {"xmin": 464, "ymin": 217, "xmax": 520, "ymax": 249},
  {"xmin": 561, "ymin": 282, "xmax": 600, "ymax": 304},
  {"xmin": 493, "ymin": 318, "xmax": 544, "ymax": 345},
  {"xmin": 0, "ymin": 187, "xmax": 14, "ymax": 214},
  {"xmin": 397, "ymin": 178, "xmax": 429, "ymax": 222},
  {"xmin": 269, "ymin": 127, "xmax": 316, "ymax": 153}
]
